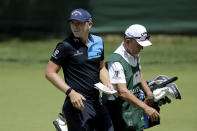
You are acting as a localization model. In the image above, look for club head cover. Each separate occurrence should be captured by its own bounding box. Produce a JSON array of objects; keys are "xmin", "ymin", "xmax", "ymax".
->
[{"xmin": 166, "ymin": 83, "xmax": 181, "ymax": 100}]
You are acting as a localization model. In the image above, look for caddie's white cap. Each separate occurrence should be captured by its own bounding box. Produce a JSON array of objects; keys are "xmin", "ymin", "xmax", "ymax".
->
[{"xmin": 125, "ymin": 24, "xmax": 152, "ymax": 47}]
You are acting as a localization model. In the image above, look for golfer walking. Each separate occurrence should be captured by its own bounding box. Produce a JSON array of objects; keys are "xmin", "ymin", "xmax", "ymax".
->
[{"xmin": 45, "ymin": 8, "xmax": 114, "ymax": 131}]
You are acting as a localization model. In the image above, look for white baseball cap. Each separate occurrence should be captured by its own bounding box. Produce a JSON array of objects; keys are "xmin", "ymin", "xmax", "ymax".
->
[{"xmin": 125, "ymin": 24, "xmax": 152, "ymax": 47}]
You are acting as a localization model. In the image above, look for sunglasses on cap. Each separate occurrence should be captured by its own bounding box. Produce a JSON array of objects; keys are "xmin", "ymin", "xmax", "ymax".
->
[{"xmin": 130, "ymin": 35, "xmax": 150, "ymax": 41}]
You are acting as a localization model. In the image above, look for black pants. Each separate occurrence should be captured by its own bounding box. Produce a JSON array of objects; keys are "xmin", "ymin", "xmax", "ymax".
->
[{"xmin": 63, "ymin": 98, "xmax": 114, "ymax": 131}]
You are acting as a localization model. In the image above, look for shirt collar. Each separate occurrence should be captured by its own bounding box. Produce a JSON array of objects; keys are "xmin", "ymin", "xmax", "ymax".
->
[
  {"xmin": 88, "ymin": 33, "xmax": 94, "ymax": 42},
  {"xmin": 68, "ymin": 33, "xmax": 94, "ymax": 44},
  {"xmin": 115, "ymin": 42, "xmax": 138, "ymax": 67}
]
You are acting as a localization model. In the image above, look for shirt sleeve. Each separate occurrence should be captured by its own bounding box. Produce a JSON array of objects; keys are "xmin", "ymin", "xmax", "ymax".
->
[
  {"xmin": 50, "ymin": 42, "xmax": 68, "ymax": 66},
  {"xmin": 101, "ymin": 41, "xmax": 104, "ymax": 60},
  {"xmin": 107, "ymin": 62, "xmax": 126, "ymax": 84}
]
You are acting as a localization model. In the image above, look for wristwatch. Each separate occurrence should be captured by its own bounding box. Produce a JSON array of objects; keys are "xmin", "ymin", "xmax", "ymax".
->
[{"xmin": 65, "ymin": 88, "xmax": 72, "ymax": 96}]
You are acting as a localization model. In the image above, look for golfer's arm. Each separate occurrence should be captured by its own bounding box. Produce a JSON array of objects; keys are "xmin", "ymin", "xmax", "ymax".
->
[
  {"xmin": 99, "ymin": 60, "xmax": 111, "ymax": 85},
  {"xmin": 117, "ymin": 83, "xmax": 149, "ymax": 111},
  {"xmin": 140, "ymin": 72, "xmax": 153, "ymax": 97},
  {"xmin": 45, "ymin": 61, "xmax": 71, "ymax": 93}
]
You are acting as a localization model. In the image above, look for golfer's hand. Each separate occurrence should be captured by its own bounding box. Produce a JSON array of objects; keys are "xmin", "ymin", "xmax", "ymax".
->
[
  {"xmin": 69, "ymin": 90, "xmax": 86, "ymax": 111},
  {"xmin": 106, "ymin": 83, "xmax": 114, "ymax": 91},
  {"xmin": 105, "ymin": 83, "xmax": 116, "ymax": 95},
  {"xmin": 144, "ymin": 106, "xmax": 160, "ymax": 122}
]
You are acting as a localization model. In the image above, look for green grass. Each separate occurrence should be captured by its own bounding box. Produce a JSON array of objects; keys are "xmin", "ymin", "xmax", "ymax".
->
[
  {"xmin": 0, "ymin": 35, "xmax": 197, "ymax": 131},
  {"xmin": 0, "ymin": 38, "xmax": 60, "ymax": 64},
  {"xmin": 0, "ymin": 63, "xmax": 65, "ymax": 131}
]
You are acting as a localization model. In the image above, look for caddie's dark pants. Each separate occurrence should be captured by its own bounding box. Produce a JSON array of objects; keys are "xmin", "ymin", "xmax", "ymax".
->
[
  {"xmin": 104, "ymin": 100, "xmax": 144, "ymax": 131},
  {"xmin": 63, "ymin": 98, "xmax": 114, "ymax": 131}
]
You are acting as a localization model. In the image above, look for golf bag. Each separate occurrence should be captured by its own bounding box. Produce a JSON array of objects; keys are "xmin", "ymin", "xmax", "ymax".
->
[
  {"xmin": 143, "ymin": 75, "xmax": 181, "ymax": 128},
  {"xmin": 53, "ymin": 113, "xmax": 68, "ymax": 131}
]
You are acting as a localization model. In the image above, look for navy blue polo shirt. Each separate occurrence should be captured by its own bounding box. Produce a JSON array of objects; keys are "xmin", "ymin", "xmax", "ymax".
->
[{"xmin": 50, "ymin": 33, "xmax": 104, "ymax": 99}]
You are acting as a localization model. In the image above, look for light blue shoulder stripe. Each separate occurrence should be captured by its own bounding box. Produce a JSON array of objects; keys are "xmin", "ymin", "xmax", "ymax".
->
[{"xmin": 88, "ymin": 34, "xmax": 103, "ymax": 59}]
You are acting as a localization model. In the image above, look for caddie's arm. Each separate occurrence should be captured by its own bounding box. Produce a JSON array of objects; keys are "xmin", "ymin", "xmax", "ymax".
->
[
  {"xmin": 45, "ymin": 61, "xmax": 86, "ymax": 111},
  {"xmin": 140, "ymin": 72, "xmax": 154, "ymax": 105},
  {"xmin": 99, "ymin": 60, "xmax": 113, "ymax": 90},
  {"xmin": 116, "ymin": 84, "xmax": 160, "ymax": 122},
  {"xmin": 140, "ymin": 72, "xmax": 153, "ymax": 97}
]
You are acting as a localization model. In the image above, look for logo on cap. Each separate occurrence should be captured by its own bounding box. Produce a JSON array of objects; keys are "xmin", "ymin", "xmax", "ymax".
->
[
  {"xmin": 141, "ymin": 32, "xmax": 148, "ymax": 37},
  {"xmin": 68, "ymin": 8, "xmax": 91, "ymax": 22},
  {"xmin": 139, "ymin": 32, "xmax": 148, "ymax": 41},
  {"xmin": 72, "ymin": 11, "xmax": 82, "ymax": 16}
]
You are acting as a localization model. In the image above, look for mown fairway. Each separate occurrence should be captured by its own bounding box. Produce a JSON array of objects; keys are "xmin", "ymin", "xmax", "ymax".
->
[{"xmin": 0, "ymin": 35, "xmax": 197, "ymax": 131}]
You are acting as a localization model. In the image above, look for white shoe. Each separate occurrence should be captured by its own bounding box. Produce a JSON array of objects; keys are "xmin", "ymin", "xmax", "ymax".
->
[{"xmin": 53, "ymin": 113, "xmax": 68, "ymax": 131}]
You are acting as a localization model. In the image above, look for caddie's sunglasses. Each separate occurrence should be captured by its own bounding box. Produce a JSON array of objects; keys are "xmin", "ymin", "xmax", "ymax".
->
[{"xmin": 131, "ymin": 35, "xmax": 150, "ymax": 41}]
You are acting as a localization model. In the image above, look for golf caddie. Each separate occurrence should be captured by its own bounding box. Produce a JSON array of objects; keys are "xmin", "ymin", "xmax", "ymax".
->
[{"xmin": 103, "ymin": 24, "xmax": 160, "ymax": 131}]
